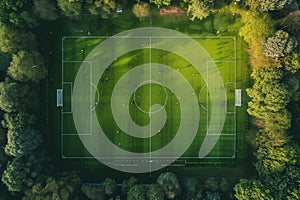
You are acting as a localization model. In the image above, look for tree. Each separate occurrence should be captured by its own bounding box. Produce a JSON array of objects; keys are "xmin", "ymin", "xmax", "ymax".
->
[
  {"xmin": 248, "ymin": 42, "xmax": 280, "ymax": 68},
  {"xmin": 263, "ymin": 30, "xmax": 297, "ymax": 57},
  {"xmin": 8, "ymin": 51, "xmax": 47, "ymax": 82},
  {"xmin": 246, "ymin": 67, "xmax": 294, "ymax": 134},
  {"xmin": 182, "ymin": 177, "xmax": 198, "ymax": 199},
  {"xmin": 234, "ymin": 179, "xmax": 272, "ymax": 200},
  {"xmin": 147, "ymin": 184, "xmax": 165, "ymax": 200},
  {"xmin": 122, "ymin": 177, "xmax": 138, "ymax": 194},
  {"xmin": 127, "ymin": 185, "xmax": 147, "ymax": 200},
  {"xmin": 86, "ymin": 0, "xmax": 116, "ymax": 16},
  {"xmin": 23, "ymin": 172, "xmax": 81, "ymax": 200},
  {"xmin": 205, "ymin": 191, "xmax": 222, "ymax": 200},
  {"xmin": 0, "ymin": 126, "xmax": 8, "ymax": 165},
  {"xmin": 0, "ymin": 0, "xmax": 38, "ymax": 28},
  {"xmin": 132, "ymin": 3, "xmax": 150, "ymax": 20},
  {"xmin": 282, "ymin": 11, "xmax": 300, "ymax": 39},
  {"xmin": 2, "ymin": 112, "xmax": 36, "ymax": 130},
  {"xmin": 150, "ymin": 0, "xmax": 172, "ymax": 8},
  {"xmin": 0, "ymin": 79, "xmax": 34, "ymax": 113},
  {"xmin": 5, "ymin": 127, "xmax": 42, "ymax": 157},
  {"xmin": 185, "ymin": 0, "xmax": 211, "ymax": 21},
  {"xmin": 239, "ymin": 11, "xmax": 274, "ymax": 44},
  {"xmin": 157, "ymin": 172, "xmax": 181, "ymax": 199},
  {"xmin": 103, "ymin": 177, "xmax": 116, "ymax": 197},
  {"xmin": 264, "ymin": 165, "xmax": 300, "ymax": 199},
  {"xmin": 204, "ymin": 177, "xmax": 219, "ymax": 192},
  {"xmin": 2, "ymin": 153, "xmax": 45, "ymax": 192},
  {"xmin": 0, "ymin": 24, "xmax": 37, "ymax": 54},
  {"xmin": 81, "ymin": 185, "xmax": 105, "ymax": 200},
  {"xmin": 258, "ymin": 0, "xmax": 293, "ymax": 11},
  {"xmin": 283, "ymin": 52, "xmax": 300, "ymax": 74},
  {"xmin": 57, "ymin": 0, "xmax": 82, "ymax": 18},
  {"xmin": 255, "ymin": 144, "xmax": 298, "ymax": 177},
  {"xmin": 33, "ymin": 0, "xmax": 59, "ymax": 20}
]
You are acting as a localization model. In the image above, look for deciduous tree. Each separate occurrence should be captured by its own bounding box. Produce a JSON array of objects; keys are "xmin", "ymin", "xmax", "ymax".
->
[
  {"xmin": 157, "ymin": 172, "xmax": 181, "ymax": 199},
  {"xmin": 132, "ymin": 3, "xmax": 150, "ymax": 20},
  {"xmin": 5, "ymin": 127, "xmax": 42, "ymax": 157},
  {"xmin": 147, "ymin": 184, "xmax": 164, "ymax": 200},
  {"xmin": 150, "ymin": 0, "xmax": 172, "ymax": 8},
  {"xmin": 0, "ymin": 79, "xmax": 33, "ymax": 113},
  {"xmin": 127, "ymin": 185, "xmax": 147, "ymax": 200},
  {"xmin": 283, "ymin": 53, "xmax": 300, "ymax": 74},
  {"xmin": 57, "ymin": 0, "xmax": 82, "ymax": 18},
  {"xmin": 23, "ymin": 172, "xmax": 81, "ymax": 200},
  {"xmin": 33, "ymin": 0, "xmax": 59, "ymax": 20},
  {"xmin": 185, "ymin": 0, "xmax": 211, "ymax": 21},
  {"xmin": 122, "ymin": 177, "xmax": 138, "ymax": 194},
  {"xmin": 263, "ymin": 30, "xmax": 297, "ymax": 57},
  {"xmin": 259, "ymin": 0, "xmax": 293, "ymax": 11},
  {"xmin": 8, "ymin": 51, "xmax": 47, "ymax": 82},
  {"xmin": 234, "ymin": 179, "xmax": 272, "ymax": 200},
  {"xmin": 2, "ymin": 153, "xmax": 45, "ymax": 192},
  {"xmin": 0, "ymin": 24, "xmax": 37, "ymax": 54},
  {"xmin": 103, "ymin": 177, "xmax": 116, "ymax": 197}
]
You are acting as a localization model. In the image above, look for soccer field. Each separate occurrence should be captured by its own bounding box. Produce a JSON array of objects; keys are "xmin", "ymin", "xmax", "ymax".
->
[{"xmin": 58, "ymin": 27, "xmax": 241, "ymax": 172}]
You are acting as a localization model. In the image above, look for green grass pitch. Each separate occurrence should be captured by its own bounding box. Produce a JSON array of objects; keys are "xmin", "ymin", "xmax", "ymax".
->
[{"xmin": 60, "ymin": 36, "xmax": 238, "ymax": 160}]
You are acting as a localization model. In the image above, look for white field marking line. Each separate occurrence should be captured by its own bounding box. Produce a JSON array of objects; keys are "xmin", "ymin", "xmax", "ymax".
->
[
  {"xmin": 90, "ymin": 61, "xmax": 93, "ymax": 136},
  {"xmin": 62, "ymin": 82, "xmax": 73, "ymax": 114},
  {"xmin": 62, "ymin": 37, "xmax": 237, "ymax": 160},
  {"xmin": 61, "ymin": 155, "xmax": 236, "ymax": 159},
  {"xmin": 61, "ymin": 61, "xmax": 93, "ymax": 136},
  {"xmin": 149, "ymin": 15, "xmax": 152, "ymax": 174},
  {"xmin": 208, "ymin": 134, "xmax": 235, "ymax": 136},
  {"xmin": 149, "ymin": 36, "xmax": 152, "ymax": 159},
  {"xmin": 206, "ymin": 39, "xmax": 237, "ymax": 159},
  {"xmin": 205, "ymin": 60, "xmax": 236, "ymax": 158},
  {"xmin": 91, "ymin": 83, "xmax": 100, "ymax": 111},
  {"xmin": 63, "ymin": 61, "xmax": 92, "ymax": 63},
  {"xmin": 206, "ymin": 62, "xmax": 209, "ymax": 135},
  {"xmin": 61, "ymin": 37, "xmax": 64, "ymax": 157},
  {"xmin": 225, "ymin": 82, "xmax": 235, "ymax": 113},
  {"xmin": 203, "ymin": 156, "xmax": 235, "ymax": 159},
  {"xmin": 234, "ymin": 37, "xmax": 237, "ymax": 158},
  {"xmin": 63, "ymin": 36, "xmax": 236, "ymax": 39},
  {"xmin": 199, "ymin": 84, "xmax": 207, "ymax": 111}
]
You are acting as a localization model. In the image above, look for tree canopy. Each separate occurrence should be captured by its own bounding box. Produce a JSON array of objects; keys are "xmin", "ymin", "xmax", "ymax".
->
[
  {"xmin": 33, "ymin": 0, "xmax": 59, "ymax": 20},
  {"xmin": 127, "ymin": 185, "xmax": 147, "ymax": 200},
  {"xmin": 150, "ymin": 0, "xmax": 172, "ymax": 8},
  {"xmin": 0, "ymin": 79, "xmax": 34, "ymax": 113},
  {"xmin": 184, "ymin": 0, "xmax": 211, "ymax": 21},
  {"xmin": 2, "ymin": 154, "xmax": 44, "ymax": 192},
  {"xmin": 0, "ymin": 24, "xmax": 37, "ymax": 54},
  {"xmin": 23, "ymin": 172, "xmax": 81, "ymax": 200},
  {"xmin": 263, "ymin": 30, "xmax": 297, "ymax": 57},
  {"xmin": 8, "ymin": 51, "xmax": 47, "ymax": 82},
  {"xmin": 256, "ymin": 0, "xmax": 293, "ymax": 11},
  {"xmin": 234, "ymin": 179, "xmax": 272, "ymax": 200},
  {"xmin": 132, "ymin": 3, "xmax": 150, "ymax": 20},
  {"xmin": 57, "ymin": 0, "xmax": 82, "ymax": 18},
  {"xmin": 103, "ymin": 177, "xmax": 117, "ymax": 197},
  {"xmin": 5, "ymin": 127, "xmax": 42, "ymax": 157},
  {"xmin": 157, "ymin": 172, "xmax": 181, "ymax": 199},
  {"xmin": 0, "ymin": 0, "xmax": 38, "ymax": 28}
]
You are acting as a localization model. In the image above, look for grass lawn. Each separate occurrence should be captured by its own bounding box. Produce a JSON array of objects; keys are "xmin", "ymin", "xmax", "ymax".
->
[{"xmin": 44, "ymin": 8, "xmax": 249, "ymax": 181}]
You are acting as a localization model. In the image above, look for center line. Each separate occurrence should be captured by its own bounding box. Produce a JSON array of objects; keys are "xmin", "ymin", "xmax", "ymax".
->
[{"xmin": 149, "ymin": 36, "xmax": 152, "ymax": 158}]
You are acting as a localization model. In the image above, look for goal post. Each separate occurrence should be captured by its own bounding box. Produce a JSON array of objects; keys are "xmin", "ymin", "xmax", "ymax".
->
[
  {"xmin": 235, "ymin": 89, "xmax": 242, "ymax": 106},
  {"xmin": 57, "ymin": 89, "xmax": 63, "ymax": 107}
]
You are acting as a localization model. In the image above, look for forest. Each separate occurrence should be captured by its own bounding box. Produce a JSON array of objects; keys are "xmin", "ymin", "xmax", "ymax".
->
[{"xmin": 0, "ymin": 0, "xmax": 300, "ymax": 199}]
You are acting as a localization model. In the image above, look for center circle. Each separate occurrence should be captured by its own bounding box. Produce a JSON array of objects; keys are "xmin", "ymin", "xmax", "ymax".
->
[{"xmin": 133, "ymin": 80, "xmax": 168, "ymax": 114}]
